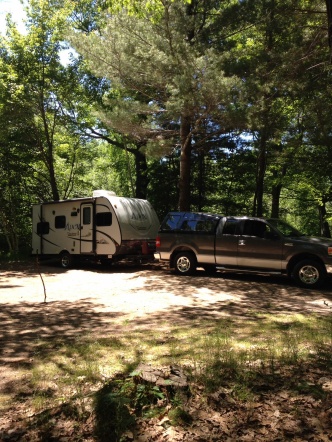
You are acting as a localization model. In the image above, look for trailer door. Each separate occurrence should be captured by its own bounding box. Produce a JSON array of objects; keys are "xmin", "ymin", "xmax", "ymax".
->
[{"xmin": 80, "ymin": 203, "xmax": 94, "ymax": 253}]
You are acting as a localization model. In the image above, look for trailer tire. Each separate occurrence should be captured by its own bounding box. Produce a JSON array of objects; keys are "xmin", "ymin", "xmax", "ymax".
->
[
  {"xmin": 60, "ymin": 252, "xmax": 72, "ymax": 269},
  {"xmin": 174, "ymin": 252, "xmax": 197, "ymax": 276},
  {"xmin": 292, "ymin": 259, "xmax": 326, "ymax": 288}
]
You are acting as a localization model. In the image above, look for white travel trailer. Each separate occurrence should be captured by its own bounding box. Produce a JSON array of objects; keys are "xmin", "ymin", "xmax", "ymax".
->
[{"xmin": 32, "ymin": 190, "xmax": 160, "ymax": 268}]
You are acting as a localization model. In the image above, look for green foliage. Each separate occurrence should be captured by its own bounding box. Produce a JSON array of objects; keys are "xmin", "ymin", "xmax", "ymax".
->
[
  {"xmin": 94, "ymin": 383, "xmax": 135, "ymax": 441},
  {"xmin": 94, "ymin": 373, "xmax": 166, "ymax": 439},
  {"xmin": 74, "ymin": 140, "xmax": 135, "ymax": 197},
  {"xmin": 1, "ymin": 0, "xmax": 332, "ymax": 249},
  {"xmin": 168, "ymin": 406, "xmax": 192, "ymax": 426}
]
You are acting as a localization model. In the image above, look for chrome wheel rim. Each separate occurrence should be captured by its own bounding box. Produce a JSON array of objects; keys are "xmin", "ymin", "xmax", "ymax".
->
[
  {"xmin": 177, "ymin": 256, "xmax": 190, "ymax": 273},
  {"xmin": 61, "ymin": 255, "xmax": 70, "ymax": 268},
  {"xmin": 299, "ymin": 265, "xmax": 319, "ymax": 285}
]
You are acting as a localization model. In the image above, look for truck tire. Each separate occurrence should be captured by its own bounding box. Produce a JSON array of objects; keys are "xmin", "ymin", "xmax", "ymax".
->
[
  {"xmin": 60, "ymin": 252, "xmax": 72, "ymax": 269},
  {"xmin": 174, "ymin": 252, "xmax": 197, "ymax": 275},
  {"xmin": 292, "ymin": 259, "xmax": 326, "ymax": 288}
]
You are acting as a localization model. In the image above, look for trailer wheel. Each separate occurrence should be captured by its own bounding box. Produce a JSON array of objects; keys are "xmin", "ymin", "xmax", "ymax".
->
[
  {"xmin": 60, "ymin": 252, "xmax": 72, "ymax": 269},
  {"xmin": 174, "ymin": 252, "xmax": 197, "ymax": 276},
  {"xmin": 292, "ymin": 259, "xmax": 326, "ymax": 288}
]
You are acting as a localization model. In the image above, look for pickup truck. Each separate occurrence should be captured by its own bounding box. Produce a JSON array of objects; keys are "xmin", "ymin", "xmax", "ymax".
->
[{"xmin": 154, "ymin": 212, "xmax": 332, "ymax": 288}]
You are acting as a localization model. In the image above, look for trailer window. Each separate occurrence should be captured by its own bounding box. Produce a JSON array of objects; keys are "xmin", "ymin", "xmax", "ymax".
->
[
  {"xmin": 55, "ymin": 216, "xmax": 66, "ymax": 229},
  {"xmin": 96, "ymin": 212, "xmax": 112, "ymax": 226},
  {"xmin": 83, "ymin": 207, "xmax": 91, "ymax": 225},
  {"xmin": 37, "ymin": 222, "xmax": 49, "ymax": 235}
]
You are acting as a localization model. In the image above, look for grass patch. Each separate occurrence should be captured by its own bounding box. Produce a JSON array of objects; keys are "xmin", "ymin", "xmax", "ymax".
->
[
  {"xmin": 17, "ymin": 314, "xmax": 332, "ymax": 399},
  {"xmin": 2, "ymin": 312, "xmax": 331, "ymax": 440}
]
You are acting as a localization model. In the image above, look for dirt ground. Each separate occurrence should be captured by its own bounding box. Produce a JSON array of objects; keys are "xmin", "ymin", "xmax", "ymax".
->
[
  {"xmin": 1, "ymin": 260, "xmax": 332, "ymax": 368},
  {"xmin": 1, "ymin": 260, "xmax": 332, "ymax": 441}
]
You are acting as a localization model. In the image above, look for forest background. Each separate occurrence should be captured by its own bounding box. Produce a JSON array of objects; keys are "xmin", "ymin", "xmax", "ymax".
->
[{"xmin": 1, "ymin": 0, "xmax": 332, "ymax": 255}]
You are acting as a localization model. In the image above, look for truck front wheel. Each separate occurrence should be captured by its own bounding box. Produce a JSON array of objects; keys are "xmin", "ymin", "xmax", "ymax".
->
[
  {"xmin": 174, "ymin": 252, "xmax": 197, "ymax": 276},
  {"xmin": 60, "ymin": 252, "xmax": 72, "ymax": 269},
  {"xmin": 292, "ymin": 259, "xmax": 326, "ymax": 288}
]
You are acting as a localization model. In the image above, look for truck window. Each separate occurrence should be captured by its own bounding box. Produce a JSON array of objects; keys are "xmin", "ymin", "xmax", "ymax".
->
[
  {"xmin": 37, "ymin": 221, "xmax": 49, "ymax": 235},
  {"xmin": 160, "ymin": 214, "xmax": 181, "ymax": 231},
  {"xmin": 55, "ymin": 216, "xmax": 66, "ymax": 229},
  {"xmin": 180, "ymin": 220, "xmax": 195, "ymax": 231},
  {"xmin": 243, "ymin": 220, "xmax": 266, "ymax": 238},
  {"xmin": 196, "ymin": 220, "xmax": 214, "ymax": 232},
  {"xmin": 96, "ymin": 212, "xmax": 112, "ymax": 226},
  {"xmin": 180, "ymin": 218, "xmax": 218, "ymax": 233},
  {"xmin": 222, "ymin": 219, "xmax": 240, "ymax": 235}
]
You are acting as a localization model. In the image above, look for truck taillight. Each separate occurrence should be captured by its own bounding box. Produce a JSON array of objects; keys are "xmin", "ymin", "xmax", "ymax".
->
[
  {"xmin": 328, "ymin": 247, "xmax": 332, "ymax": 256},
  {"xmin": 156, "ymin": 236, "xmax": 161, "ymax": 248}
]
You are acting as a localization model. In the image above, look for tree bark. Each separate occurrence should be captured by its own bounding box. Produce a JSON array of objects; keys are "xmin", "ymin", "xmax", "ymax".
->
[
  {"xmin": 197, "ymin": 151, "xmax": 205, "ymax": 211},
  {"xmin": 134, "ymin": 147, "xmax": 149, "ymax": 199},
  {"xmin": 253, "ymin": 134, "xmax": 267, "ymax": 217},
  {"xmin": 326, "ymin": 0, "xmax": 332, "ymax": 51},
  {"xmin": 49, "ymin": 159, "xmax": 60, "ymax": 201},
  {"xmin": 178, "ymin": 113, "xmax": 192, "ymax": 211},
  {"xmin": 271, "ymin": 184, "xmax": 282, "ymax": 219},
  {"xmin": 271, "ymin": 164, "xmax": 287, "ymax": 218},
  {"xmin": 319, "ymin": 198, "xmax": 331, "ymax": 237}
]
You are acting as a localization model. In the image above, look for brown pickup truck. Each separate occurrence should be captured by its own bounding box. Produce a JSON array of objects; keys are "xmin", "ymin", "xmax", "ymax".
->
[{"xmin": 155, "ymin": 212, "xmax": 332, "ymax": 288}]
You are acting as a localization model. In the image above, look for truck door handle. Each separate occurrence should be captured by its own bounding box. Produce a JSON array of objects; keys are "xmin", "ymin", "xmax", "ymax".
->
[{"xmin": 238, "ymin": 240, "xmax": 246, "ymax": 246}]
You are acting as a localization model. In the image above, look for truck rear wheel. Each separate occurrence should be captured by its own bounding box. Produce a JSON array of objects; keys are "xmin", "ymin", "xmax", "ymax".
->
[
  {"xmin": 174, "ymin": 252, "xmax": 197, "ymax": 275},
  {"xmin": 60, "ymin": 252, "xmax": 72, "ymax": 269},
  {"xmin": 292, "ymin": 259, "xmax": 326, "ymax": 288}
]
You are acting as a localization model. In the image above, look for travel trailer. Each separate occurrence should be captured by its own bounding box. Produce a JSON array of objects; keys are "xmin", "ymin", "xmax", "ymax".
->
[{"xmin": 32, "ymin": 190, "xmax": 160, "ymax": 268}]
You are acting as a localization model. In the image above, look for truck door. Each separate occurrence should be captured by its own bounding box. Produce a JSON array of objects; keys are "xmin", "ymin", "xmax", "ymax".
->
[
  {"xmin": 80, "ymin": 203, "xmax": 94, "ymax": 253},
  {"xmin": 215, "ymin": 218, "xmax": 240, "ymax": 267},
  {"xmin": 237, "ymin": 220, "xmax": 283, "ymax": 270}
]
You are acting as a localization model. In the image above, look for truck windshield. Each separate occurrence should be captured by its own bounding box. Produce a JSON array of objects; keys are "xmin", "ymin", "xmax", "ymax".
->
[{"xmin": 268, "ymin": 219, "xmax": 303, "ymax": 237}]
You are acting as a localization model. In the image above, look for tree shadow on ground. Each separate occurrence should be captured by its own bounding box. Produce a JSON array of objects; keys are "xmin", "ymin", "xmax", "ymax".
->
[
  {"xmin": 139, "ymin": 267, "xmax": 332, "ymax": 317},
  {"xmin": 1, "ymin": 261, "xmax": 332, "ymax": 441},
  {"xmin": 1, "ymin": 267, "xmax": 330, "ymax": 376},
  {"xmin": 1, "ymin": 262, "xmax": 331, "ymax": 370},
  {"xmin": 0, "ymin": 300, "xmax": 125, "ymax": 369}
]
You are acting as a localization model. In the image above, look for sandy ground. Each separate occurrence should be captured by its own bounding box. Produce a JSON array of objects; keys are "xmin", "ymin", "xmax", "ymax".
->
[
  {"xmin": 1, "ymin": 260, "xmax": 332, "ymax": 361},
  {"xmin": 1, "ymin": 261, "xmax": 332, "ymax": 385},
  {"xmin": 1, "ymin": 260, "xmax": 332, "ymax": 312}
]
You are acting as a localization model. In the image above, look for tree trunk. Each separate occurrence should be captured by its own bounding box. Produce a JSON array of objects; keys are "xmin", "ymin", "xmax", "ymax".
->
[
  {"xmin": 49, "ymin": 161, "xmax": 60, "ymax": 201},
  {"xmin": 271, "ymin": 164, "xmax": 287, "ymax": 218},
  {"xmin": 178, "ymin": 113, "xmax": 192, "ymax": 211},
  {"xmin": 253, "ymin": 134, "xmax": 267, "ymax": 217},
  {"xmin": 326, "ymin": 0, "xmax": 332, "ymax": 51},
  {"xmin": 319, "ymin": 198, "xmax": 331, "ymax": 237},
  {"xmin": 134, "ymin": 147, "xmax": 149, "ymax": 199},
  {"xmin": 271, "ymin": 184, "xmax": 282, "ymax": 218},
  {"xmin": 39, "ymin": 89, "xmax": 60, "ymax": 201},
  {"xmin": 0, "ymin": 209, "xmax": 19, "ymax": 253},
  {"xmin": 197, "ymin": 151, "xmax": 205, "ymax": 211}
]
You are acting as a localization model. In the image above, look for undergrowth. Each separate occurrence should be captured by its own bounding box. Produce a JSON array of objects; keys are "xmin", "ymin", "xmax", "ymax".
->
[{"xmin": 2, "ymin": 311, "xmax": 332, "ymax": 441}]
